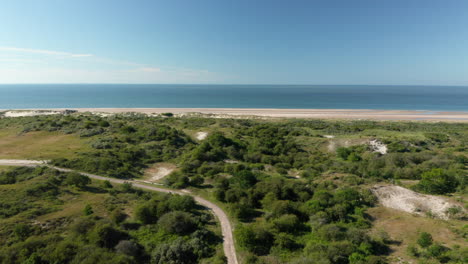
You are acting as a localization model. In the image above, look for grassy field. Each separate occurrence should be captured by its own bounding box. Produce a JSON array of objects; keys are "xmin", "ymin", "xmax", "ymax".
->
[
  {"xmin": 368, "ymin": 206, "xmax": 467, "ymax": 263},
  {"xmin": 0, "ymin": 128, "xmax": 92, "ymax": 160},
  {"xmin": 0, "ymin": 175, "xmax": 113, "ymax": 228},
  {"xmin": 0, "ymin": 166, "xmax": 12, "ymax": 172}
]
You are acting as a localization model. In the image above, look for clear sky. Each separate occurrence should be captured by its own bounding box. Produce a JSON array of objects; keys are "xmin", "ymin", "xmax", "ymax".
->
[{"xmin": 1, "ymin": 0, "xmax": 468, "ymax": 85}]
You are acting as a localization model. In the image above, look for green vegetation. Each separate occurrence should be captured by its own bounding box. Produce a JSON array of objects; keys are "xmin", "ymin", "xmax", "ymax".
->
[
  {"xmin": 0, "ymin": 114, "xmax": 467, "ymax": 263},
  {"xmin": 0, "ymin": 167, "xmax": 223, "ymax": 264},
  {"xmin": 0, "ymin": 128, "xmax": 91, "ymax": 160},
  {"xmin": 413, "ymin": 168, "xmax": 459, "ymax": 195},
  {"xmin": 406, "ymin": 232, "xmax": 467, "ymax": 263}
]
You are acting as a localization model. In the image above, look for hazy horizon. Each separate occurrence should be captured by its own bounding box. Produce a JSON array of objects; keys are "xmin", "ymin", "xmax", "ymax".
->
[{"xmin": 1, "ymin": 83, "xmax": 468, "ymax": 87}]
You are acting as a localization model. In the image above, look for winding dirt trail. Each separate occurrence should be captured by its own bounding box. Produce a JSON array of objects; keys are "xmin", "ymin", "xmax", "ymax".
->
[{"xmin": 0, "ymin": 159, "xmax": 238, "ymax": 264}]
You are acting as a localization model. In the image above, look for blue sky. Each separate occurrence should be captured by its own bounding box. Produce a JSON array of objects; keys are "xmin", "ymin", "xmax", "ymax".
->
[{"xmin": 1, "ymin": 0, "xmax": 468, "ymax": 85}]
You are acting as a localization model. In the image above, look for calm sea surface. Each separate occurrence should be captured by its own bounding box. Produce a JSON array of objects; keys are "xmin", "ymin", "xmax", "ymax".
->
[{"xmin": 0, "ymin": 84, "xmax": 467, "ymax": 111}]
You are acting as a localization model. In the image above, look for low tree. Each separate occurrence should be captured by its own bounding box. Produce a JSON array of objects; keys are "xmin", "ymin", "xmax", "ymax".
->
[
  {"xmin": 111, "ymin": 209, "xmax": 127, "ymax": 224},
  {"xmin": 417, "ymin": 232, "xmax": 433, "ymax": 248},
  {"xmin": 232, "ymin": 170, "xmax": 257, "ymax": 188},
  {"xmin": 98, "ymin": 120, "xmax": 110, "ymax": 127},
  {"xmin": 115, "ymin": 240, "xmax": 140, "ymax": 257},
  {"xmin": 102, "ymin": 180, "xmax": 113, "ymax": 188},
  {"xmin": 190, "ymin": 175, "xmax": 204, "ymax": 186},
  {"xmin": 157, "ymin": 211, "xmax": 196, "ymax": 235},
  {"xmin": 167, "ymin": 195, "xmax": 196, "ymax": 212},
  {"xmin": 135, "ymin": 203, "xmax": 157, "ymax": 224},
  {"xmin": 14, "ymin": 223, "xmax": 32, "ymax": 240},
  {"xmin": 64, "ymin": 172, "xmax": 91, "ymax": 188},
  {"xmin": 152, "ymin": 238, "xmax": 197, "ymax": 264},
  {"xmin": 273, "ymin": 214, "xmax": 300, "ymax": 233},
  {"xmin": 89, "ymin": 224, "xmax": 125, "ymax": 248},
  {"xmin": 235, "ymin": 224, "xmax": 274, "ymax": 255},
  {"xmin": 164, "ymin": 171, "xmax": 190, "ymax": 188},
  {"xmin": 120, "ymin": 182, "xmax": 134, "ymax": 193},
  {"xmin": 415, "ymin": 169, "xmax": 458, "ymax": 194},
  {"xmin": 337, "ymin": 147, "xmax": 352, "ymax": 160}
]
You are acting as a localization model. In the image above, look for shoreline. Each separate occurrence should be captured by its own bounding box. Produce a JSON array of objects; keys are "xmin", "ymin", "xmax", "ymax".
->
[{"xmin": 2, "ymin": 108, "xmax": 468, "ymax": 122}]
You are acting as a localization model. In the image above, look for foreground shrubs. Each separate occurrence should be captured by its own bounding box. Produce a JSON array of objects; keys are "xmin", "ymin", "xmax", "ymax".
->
[{"xmin": 0, "ymin": 167, "xmax": 221, "ymax": 264}]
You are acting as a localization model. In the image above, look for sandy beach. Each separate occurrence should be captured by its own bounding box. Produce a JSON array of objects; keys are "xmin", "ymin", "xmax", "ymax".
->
[{"xmin": 2, "ymin": 108, "xmax": 468, "ymax": 122}]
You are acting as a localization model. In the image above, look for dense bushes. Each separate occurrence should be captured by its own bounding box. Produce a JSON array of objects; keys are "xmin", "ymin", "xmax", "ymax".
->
[
  {"xmin": 232, "ymin": 179, "xmax": 383, "ymax": 262},
  {"xmin": 3, "ymin": 113, "xmax": 466, "ymax": 185},
  {"xmin": 1, "ymin": 113, "xmax": 467, "ymax": 264},
  {"xmin": 35, "ymin": 115, "xmax": 195, "ymax": 179},
  {"xmin": 413, "ymin": 168, "xmax": 459, "ymax": 194},
  {"xmin": 0, "ymin": 167, "xmax": 222, "ymax": 264}
]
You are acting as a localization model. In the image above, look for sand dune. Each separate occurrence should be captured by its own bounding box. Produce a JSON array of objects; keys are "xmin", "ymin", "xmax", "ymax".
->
[{"xmin": 372, "ymin": 185, "xmax": 464, "ymax": 219}]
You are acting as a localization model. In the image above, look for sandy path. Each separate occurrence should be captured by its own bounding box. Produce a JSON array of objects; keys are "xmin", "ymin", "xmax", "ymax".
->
[
  {"xmin": 0, "ymin": 159, "xmax": 48, "ymax": 165},
  {"xmin": 0, "ymin": 159, "xmax": 238, "ymax": 264}
]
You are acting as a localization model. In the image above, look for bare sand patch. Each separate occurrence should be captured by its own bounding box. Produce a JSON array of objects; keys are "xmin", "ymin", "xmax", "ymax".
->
[
  {"xmin": 369, "ymin": 139, "xmax": 387, "ymax": 154},
  {"xmin": 327, "ymin": 140, "xmax": 337, "ymax": 152},
  {"xmin": 371, "ymin": 185, "xmax": 464, "ymax": 219},
  {"xmin": 3, "ymin": 110, "xmax": 62, "ymax": 117},
  {"xmin": 195, "ymin": 131, "xmax": 208, "ymax": 140},
  {"xmin": 144, "ymin": 163, "xmax": 176, "ymax": 182},
  {"xmin": 327, "ymin": 138, "xmax": 368, "ymax": 152},
  {"xmin": 288, "ymin": 169, "xmax": 301, "ymax": 178}
]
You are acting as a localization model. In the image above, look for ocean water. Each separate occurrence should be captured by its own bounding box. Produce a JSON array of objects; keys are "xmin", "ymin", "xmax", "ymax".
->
[{"xmin": 0, "ymin": 84, "xmax": 467, "ymax": 111}]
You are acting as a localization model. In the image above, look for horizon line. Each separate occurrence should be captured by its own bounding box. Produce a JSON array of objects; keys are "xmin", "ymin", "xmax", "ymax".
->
[{"xmin": 0, "ymin": 83, "xmax": 468, "ymax": 87}]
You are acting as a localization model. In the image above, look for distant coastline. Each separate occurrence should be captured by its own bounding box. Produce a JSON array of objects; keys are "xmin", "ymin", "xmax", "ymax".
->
[{"xmin": 2, "ymin": 108, "xmax": 468, "ymax": 122}]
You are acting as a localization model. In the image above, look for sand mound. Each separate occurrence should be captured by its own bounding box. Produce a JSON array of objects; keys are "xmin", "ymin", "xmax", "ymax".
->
[
  {"xmin": 327, "ymin": 140, "xmax": 336, "ymax": 152},
  {"xmin": 1, "ymin": 110, "xmax": 77, "ymax": 117},
  {"xmin": 3, "ymin": 110, "xmax": 61, "ymax": 117},
  {"xmin": 144, "ymin": 163, "xmax": 176, "ymax": 182},
  {"xmin": 195, "ymin": 132, "xmax": 208, "ymax": 140},
  {"xmin": 371, "ymin": 185, "xmax": 462, "ymax": 219},
  {"xmin": 369, "ymin": 139, "xmax": 387, "ymax": 154},
  {"xmin": 150, "ymin": 167, "xmax": 173, "ymax": 181}
]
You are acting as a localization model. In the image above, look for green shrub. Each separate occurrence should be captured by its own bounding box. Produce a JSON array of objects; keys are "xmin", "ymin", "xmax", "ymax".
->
[
  {"xmin": 83, "ymin": 204, "xmax": 94, "ymax": 215},
  {"xmin": 417, "ymin": 232, "xmax": 433, "ymax": 248},
  {"xmin": 64, "ymin": 172, "xmax": 91, "ymax": 188},
  {"xmin": 157, "ymin": 211, "xmax": 196, "ymax": 235},
  {"xmin": 414, "ymin": 169, "xmax": 458, "ymax": 194}
]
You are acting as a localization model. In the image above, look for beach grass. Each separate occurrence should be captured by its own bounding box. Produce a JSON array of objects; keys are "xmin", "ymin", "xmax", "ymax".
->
[
  {"xmin": 0, "ymin": 166, "xmax": 13, "ymax": 172},
  {"xmin": 0, "ymin": 128, "xmax": 91, "ymax": 160},
  {"xmin": 368, "ymin": 206, "xmax": 467, "ymax": 263}
]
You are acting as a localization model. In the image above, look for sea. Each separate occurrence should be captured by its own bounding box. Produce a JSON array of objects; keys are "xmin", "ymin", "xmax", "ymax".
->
[{"xmin": 0, "ymin": 84, "xmax": 467, "ymax": 111}]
